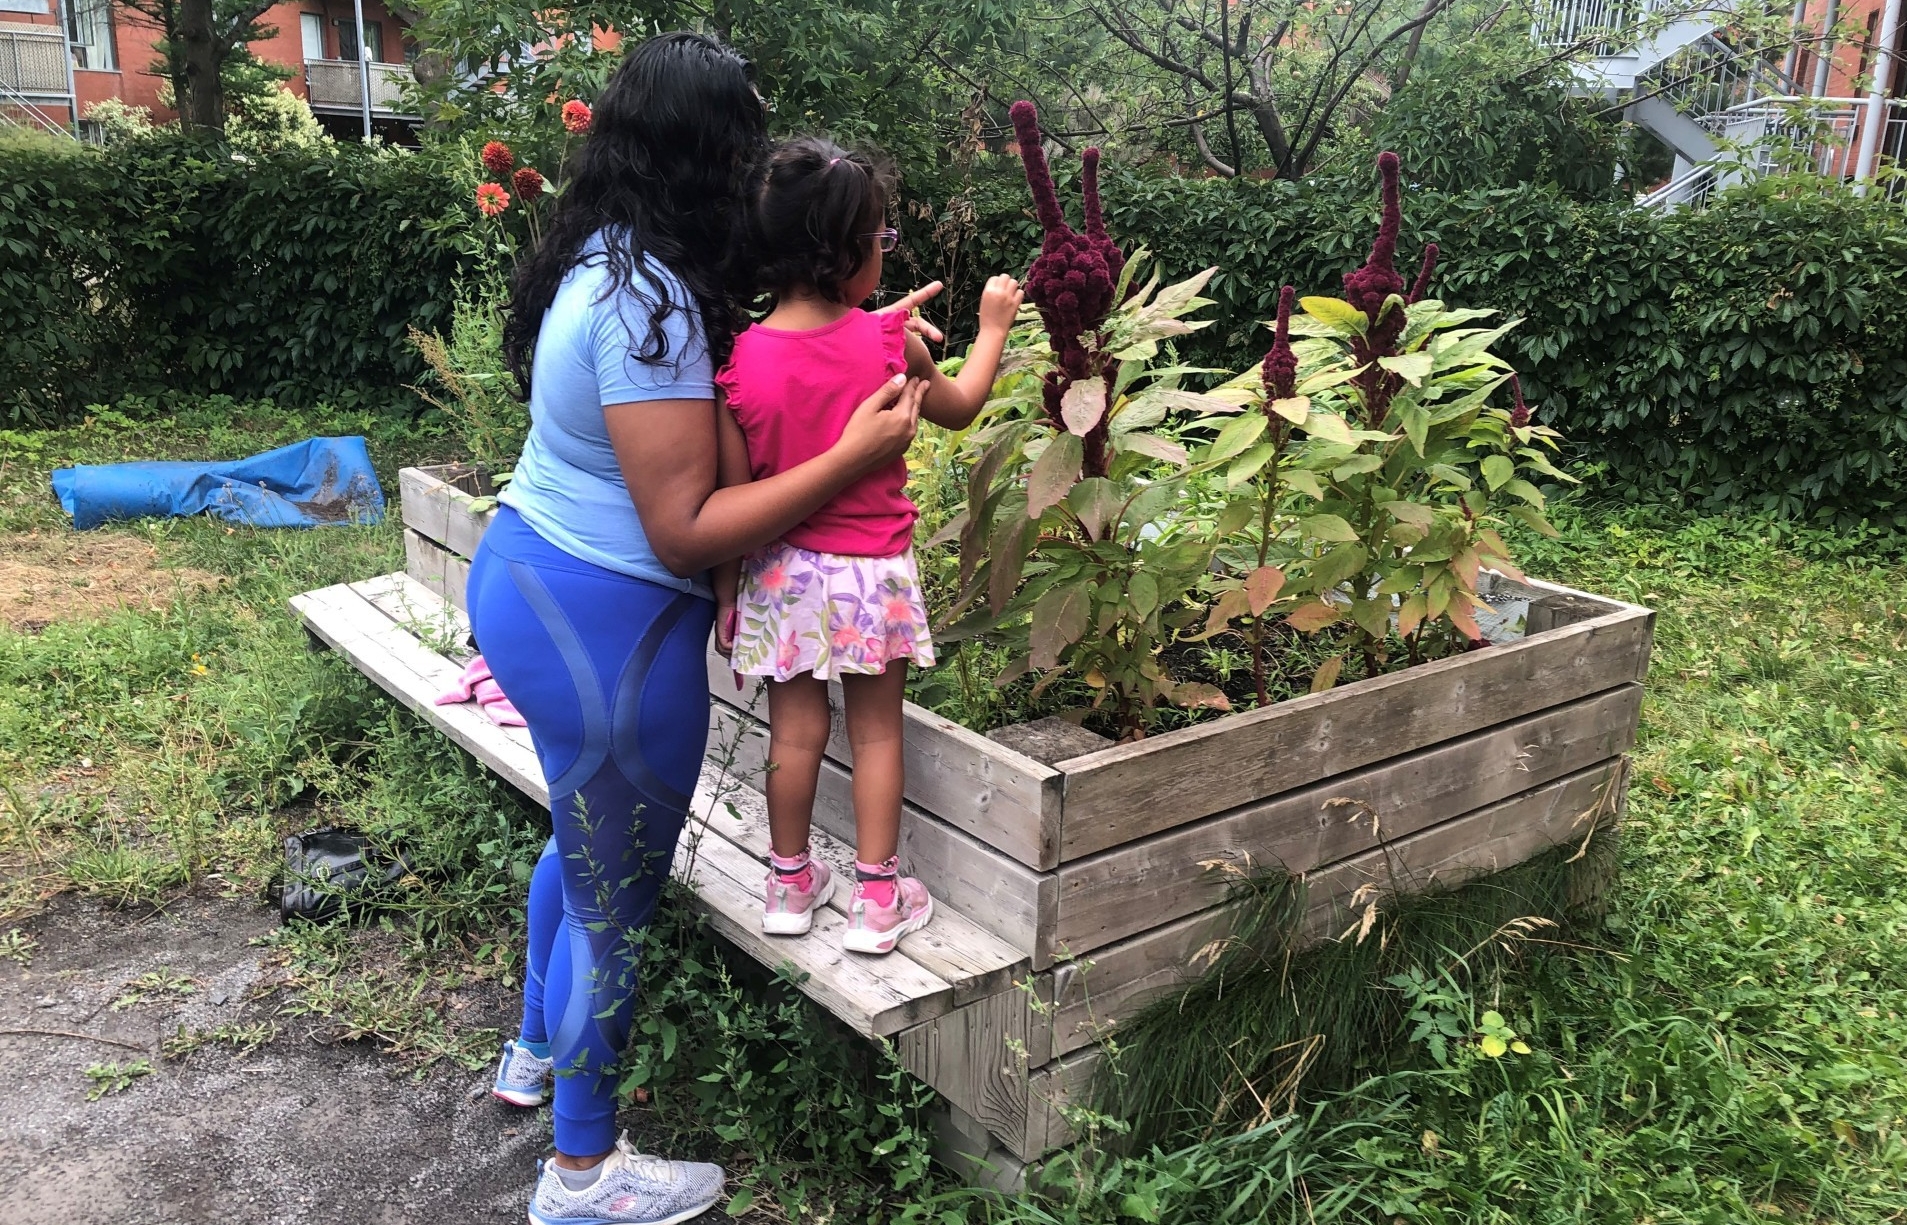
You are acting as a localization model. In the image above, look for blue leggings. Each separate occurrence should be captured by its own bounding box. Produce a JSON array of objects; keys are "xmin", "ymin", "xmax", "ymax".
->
[{"xmin": 467, "ymin": 506, "xmax": 713, "ymax": 1155}]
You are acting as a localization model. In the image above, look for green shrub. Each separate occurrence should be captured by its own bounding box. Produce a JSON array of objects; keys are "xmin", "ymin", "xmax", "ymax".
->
[
  {"xmin": 906, "ymin": 167, "xmax": 1907, "ymax": 526},
  {"xmin": 0, "ymin": 131, "xmax": 472, "ymax": 425}
]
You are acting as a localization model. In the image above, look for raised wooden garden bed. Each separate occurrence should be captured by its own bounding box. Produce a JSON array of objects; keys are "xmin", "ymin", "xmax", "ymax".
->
[{"xmin": 299, "ymin": 462, "xmax": 1652, "ymax": 1184}]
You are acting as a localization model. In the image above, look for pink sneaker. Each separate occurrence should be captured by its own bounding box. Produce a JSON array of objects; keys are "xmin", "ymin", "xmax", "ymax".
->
[
  {"xmin": 843, "ymin": 873, "xmax": 934, "ymax": 955},
  {"xmin": 762, "ymin": 859, "xmax": 835, "ymax": 936}
]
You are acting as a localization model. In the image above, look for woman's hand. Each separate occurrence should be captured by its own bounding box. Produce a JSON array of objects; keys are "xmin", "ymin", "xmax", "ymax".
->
[
  {"xmin": 874, "ymin": 281, "xmax": 946, "ymax": 345},
  {"xmin": 834, "ymin": 374, "xmax": 926, "ymax": 475}
]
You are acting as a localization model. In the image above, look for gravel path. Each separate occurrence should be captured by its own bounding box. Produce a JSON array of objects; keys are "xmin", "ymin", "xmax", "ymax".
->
[{"xmin": 0, "ymin": 891, "xmax": 726, "ymax": 1225}]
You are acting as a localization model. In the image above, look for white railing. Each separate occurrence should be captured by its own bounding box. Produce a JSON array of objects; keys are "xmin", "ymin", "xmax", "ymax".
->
[
  {"xmin": 1640, "ymin": 33, "xmax": 1798, "ymax": 122},
  {"xmin": 0, "ymin": 23, "xmax": 68, "ymax": 95},
  {"xmin": 1641, "ymin": 98, "xmax": 1907, "ymax": 206},
  {"xmin": 304, "ymin": 58, "xmax": 415, "ymax": 113},
  {"xmin": 1640, "ymin": 162, "xmax": 1719, "ymax": 207}
]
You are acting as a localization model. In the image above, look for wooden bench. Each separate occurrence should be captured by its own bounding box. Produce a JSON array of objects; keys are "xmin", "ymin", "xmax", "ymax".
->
[{"xmin": 291, "ymin": 573, "xmax": 1027, "ymax": 1041}]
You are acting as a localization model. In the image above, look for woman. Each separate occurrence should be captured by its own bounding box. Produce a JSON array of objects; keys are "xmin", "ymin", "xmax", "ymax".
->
[{"xmin": 467, "ymin": 32, "xmax": 937, "ymax": 1225}]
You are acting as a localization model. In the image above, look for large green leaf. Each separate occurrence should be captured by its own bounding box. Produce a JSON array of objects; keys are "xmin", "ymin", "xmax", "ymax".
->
[
  {"xmin": 1301, "ymin": 296, "xmax": 1368, "ymax": 335},
  {"xmin": 1300, "ymin": 513, "xmax": 1360, "ymax": 542},
  {"xmin": 1029, "ymin": 581, "xmax": 1091, "ymax": 670}
]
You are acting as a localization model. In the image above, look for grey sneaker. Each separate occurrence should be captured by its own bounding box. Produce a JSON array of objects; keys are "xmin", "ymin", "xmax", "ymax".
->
[
  {"xmin": 528, "ymin": 1134, "xmax": 725, "ymax": 1224},
  {"xmin": 493, "ymin": 1039, "xmax": 553, "ymax": 1107}
]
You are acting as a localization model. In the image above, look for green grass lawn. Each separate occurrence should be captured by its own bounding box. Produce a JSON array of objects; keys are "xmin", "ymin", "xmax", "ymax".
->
[{"xmin": 1, "ymin": 404, "xmax": 1903, "ymax": 1222}]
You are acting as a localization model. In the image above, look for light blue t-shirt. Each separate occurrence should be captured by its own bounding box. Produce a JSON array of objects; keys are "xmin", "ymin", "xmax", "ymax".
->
[{"xmin": 500, "ymin": 238, "xmax": 714, "ymax": 596}]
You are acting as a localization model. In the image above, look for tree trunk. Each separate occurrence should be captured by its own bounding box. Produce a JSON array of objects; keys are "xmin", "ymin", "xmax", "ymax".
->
[{"xmin": 176, "ymin": 0, "xmax": 223, "ymax": 129}]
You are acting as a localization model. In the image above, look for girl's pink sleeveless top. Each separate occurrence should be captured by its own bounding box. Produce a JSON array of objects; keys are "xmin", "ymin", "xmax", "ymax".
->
[{"xmin": 717, "ymin": 308, "xmax": 916, "ymax": 558}]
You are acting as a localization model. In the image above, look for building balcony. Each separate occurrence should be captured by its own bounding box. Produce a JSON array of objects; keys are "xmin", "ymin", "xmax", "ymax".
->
[
  {"xmin": 0, "ymin": 22, "xmax": 68, "ymax": 97},
  {"xmin": 304, "ymin": 58, "xmax": 417, "ymax": 118}
]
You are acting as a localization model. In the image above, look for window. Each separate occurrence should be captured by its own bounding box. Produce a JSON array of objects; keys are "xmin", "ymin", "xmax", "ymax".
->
[
  {"xmin": 67, "ymin": 0, "xmax": 114, "ymax": 71},
  {"xmin": 301, "ymin": 12, "xmax": 323, "ymax": 61},
  {"xmin": 335, "ymin": 18, "xmax": 382, "ymax": 63}
]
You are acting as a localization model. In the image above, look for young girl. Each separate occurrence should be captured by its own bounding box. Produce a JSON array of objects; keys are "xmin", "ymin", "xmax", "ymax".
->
[{"xmin": 714, "ymin": 137, "xmax": 1022, "ymax": 955}]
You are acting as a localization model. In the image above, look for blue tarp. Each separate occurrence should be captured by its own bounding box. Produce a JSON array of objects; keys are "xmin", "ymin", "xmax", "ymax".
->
[{"xmin": 51, "ymin": 436, "xmax": 385, "ymax": 531}]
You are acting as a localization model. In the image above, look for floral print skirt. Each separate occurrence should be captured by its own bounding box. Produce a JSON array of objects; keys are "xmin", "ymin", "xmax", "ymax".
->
[{"xmin": 731, "ymin": 541, "xmax": 937, "ymax": 681}]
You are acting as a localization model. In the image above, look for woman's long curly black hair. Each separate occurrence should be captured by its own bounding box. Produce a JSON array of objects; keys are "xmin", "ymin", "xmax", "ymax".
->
[{"xmin": 502, "ymin": 32, "xmax": 766, "ymax": 398}]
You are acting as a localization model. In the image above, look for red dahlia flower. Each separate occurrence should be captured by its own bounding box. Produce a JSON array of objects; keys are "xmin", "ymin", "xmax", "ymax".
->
[
  {"xmin": 562, "ymin": 100, "xmax": 592, "ymax": 134},
  {"xmin": 480, "ymin": 141, "xmax": 514, "ymax": 179},
  {"xmin": 512, "ymin": 167, "xmax": 545, "ymax": 200},
  {"xmin": 475, "ymin": 182, "xmax": 510, "ymax": 217}
]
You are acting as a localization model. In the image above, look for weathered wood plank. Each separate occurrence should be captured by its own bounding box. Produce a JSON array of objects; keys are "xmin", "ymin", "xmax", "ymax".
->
[
  {"xmin": 1047, "ymin": 757, "xmax": 1627, "ymax": 1057},
  {"xmin": 1053, "ymin": 684, "xmax": 1642, "ymax": 954},
  {"xmin": 675, "ymin": 814, "xmax": 956, "ymax": 1037},
  {"xmin": 442, "ymin": 490, "xmax": 494, "ymax": 561},
  {"xmin": 707, "ymin": 652, "xmax": 1063, "ymax": 870},
  {"xmin": 1300, "ymin": 756, "xmax": 1627, "ymax": 936},
  {"xmin": 1054, "ymin": 605, "xmax": 1653, "ymax": 859},
  {"xmin": 398, "ymin": 467, "xmax": 453, "ymax": 547},
  {"xmin": 403, "ymin": 529, "xmax": 449, "ymax": 601},
  {"xmin": 1048, "ymin": 906, "xmax": 1238, "ymax": 1058},
  {"xmin": 290, "ymin": 583, "xmax": 548, "ymax": 805},
  {"xmin": 1015, "ymin": 1047, "xmax": 1104, "ymax": 1160},
  {"xmin": 696, "ymin": 748, "xmax": 1030, "ymax": 1005},
  {"xmin": 929, "ymin": 1103, "xmax": 1039, "ymax": 1194},
  {"xmin": 897, "ymin": 988, "xmax": 1039, "ymax": 1144},
  {"xmin": 351, "ymin": 573, "xmax": 469, "ymax": 657},
  {"xmin": 710, "ymin": 701, "xmax": 1053, "ymax": 965},
  {"xmin": 444, "ymin": 551, "xmax": 473, "ymax": 613}
]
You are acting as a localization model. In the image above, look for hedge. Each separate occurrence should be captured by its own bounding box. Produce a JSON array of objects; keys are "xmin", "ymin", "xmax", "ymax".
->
[
  {"xmin": 902, "ymin": 165, "xmax": 1907, "ymax": 525},
  {"xmin": 0, "ymin": 131, "xmax": 470, "ymax": 425},
  {"xmin": 6, "ymin": 129, "xmax": 1903, "ymax": 525}
]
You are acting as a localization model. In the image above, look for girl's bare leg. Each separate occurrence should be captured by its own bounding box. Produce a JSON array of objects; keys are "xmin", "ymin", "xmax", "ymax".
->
[
  {"xmin": 840, "ymin": 664, "xmax": 908, "ymax": 864},
  {"xmin": 765, "ymin": 675, "xmax": 831, "ymax": 858}
]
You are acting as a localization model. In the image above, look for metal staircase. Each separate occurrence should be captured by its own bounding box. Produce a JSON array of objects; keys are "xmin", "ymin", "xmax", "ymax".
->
[{"xmin": 1535, "ymin": 0, "xmax": 1899, "ymax": 206}]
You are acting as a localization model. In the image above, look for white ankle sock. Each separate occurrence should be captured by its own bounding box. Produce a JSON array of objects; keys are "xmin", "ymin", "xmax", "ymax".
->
[{"xmin": 554, "ymin": 1158, "xmax": 606, "ymax": 1192}]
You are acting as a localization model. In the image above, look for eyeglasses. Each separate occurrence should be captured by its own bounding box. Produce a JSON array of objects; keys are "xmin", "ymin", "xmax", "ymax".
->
[{"xmin": 863, "ymin": 228, "xmax": 899, "ymax": 253}]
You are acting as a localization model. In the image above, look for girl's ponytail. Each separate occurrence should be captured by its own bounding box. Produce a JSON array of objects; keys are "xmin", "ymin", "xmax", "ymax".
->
[{"xmin": 744, "ymin": 137, "xmax": 894, "ymax": 305}]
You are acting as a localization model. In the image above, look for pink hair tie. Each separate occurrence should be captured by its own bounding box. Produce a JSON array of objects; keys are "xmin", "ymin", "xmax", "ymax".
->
[{"xmin": 829, "ymin": 157, "xmax": 842, "ymax": 166}]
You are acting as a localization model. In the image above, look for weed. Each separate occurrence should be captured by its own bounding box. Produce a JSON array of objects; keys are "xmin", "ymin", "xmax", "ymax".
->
[
  {"xmin": 162, "ymin": 1021, "xmax": 279, "ymax": 1060},
  {"xmin": 0, "ymin": 928, "xmax": 32, "ymax": 965},
  {"xmin": 83, "ymin": 1060, "xmax": 152, "ymax": 1100},
  {"xmin": 112, "ymin": 968, "xmax": 198, "ymax": 1011}
]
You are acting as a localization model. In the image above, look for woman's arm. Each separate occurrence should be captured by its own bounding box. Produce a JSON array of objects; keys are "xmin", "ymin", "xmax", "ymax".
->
[
  {"xmin": 708, "ymin": 396, "xmax": 752, "ymax": 653},
  {"xmin": 609, "ymin": 374, "xmax": 926, "ymax": 578},
  {"xmin": 907, "ymin": 274, "xmax": 1022, "ymax": 431}
]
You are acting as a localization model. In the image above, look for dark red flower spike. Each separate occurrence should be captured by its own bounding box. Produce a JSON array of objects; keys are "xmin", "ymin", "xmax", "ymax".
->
[
  {"xmin": 1011, "ymin": 101, "xmax": 1130, "ymax": 475},
  {"xmin": 1261, "ymin": 285, "xmax": 1298, "ymax": 404},
  {"xmin": 1508, "ymin": 374, "xmax": 1532, "ymax": 428},
  {"xmin": 1408, "ymin": 243, "xmax": 1439, "ymax": 305}
]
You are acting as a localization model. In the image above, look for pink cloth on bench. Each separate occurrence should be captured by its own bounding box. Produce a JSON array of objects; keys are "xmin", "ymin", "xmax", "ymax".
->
[{"xmin": 436, "ymin": 655, "xmax": 527, "ymax": 727}]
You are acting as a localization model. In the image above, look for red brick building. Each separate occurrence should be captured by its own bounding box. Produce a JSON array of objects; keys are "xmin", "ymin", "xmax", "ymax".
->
[{"xmin": 0, "ymin": 0, "xmax": 419, "ymax": 139}]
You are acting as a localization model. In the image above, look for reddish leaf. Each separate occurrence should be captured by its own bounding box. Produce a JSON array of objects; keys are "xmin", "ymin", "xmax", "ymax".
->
[
  {"xmin": 1285, "ymin": 600, "xmax": 1340, "ymax": 632},
  {"xmin": 1446, "ymin": 598, "xmax": 1482, "ymax": 642},
  {"xmin": 1173, "ymin": 682, "xmax": 1233, "ymax": 712},
  {"xmin": 1027, "ymin": 433, "xmax": 1084, "ymax": 518},
  {"xmin": 1245, "ymin": 565, "xmax": 1286, "ymax": 615},
  {"xmin": 1198, "ymin": 586, "xmax": 1252, "ymax": 640},
  {"xmin": 1450, "ymin": 546, "xmax": 1482, "ymax": 592},
  {"xmin": 1060, "ymin": 378, "xmax": 1108, "ymax": 436},
  {"xmin": 1397, "ymin": 592, "xmax": 1428, "ymax": 637}
]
